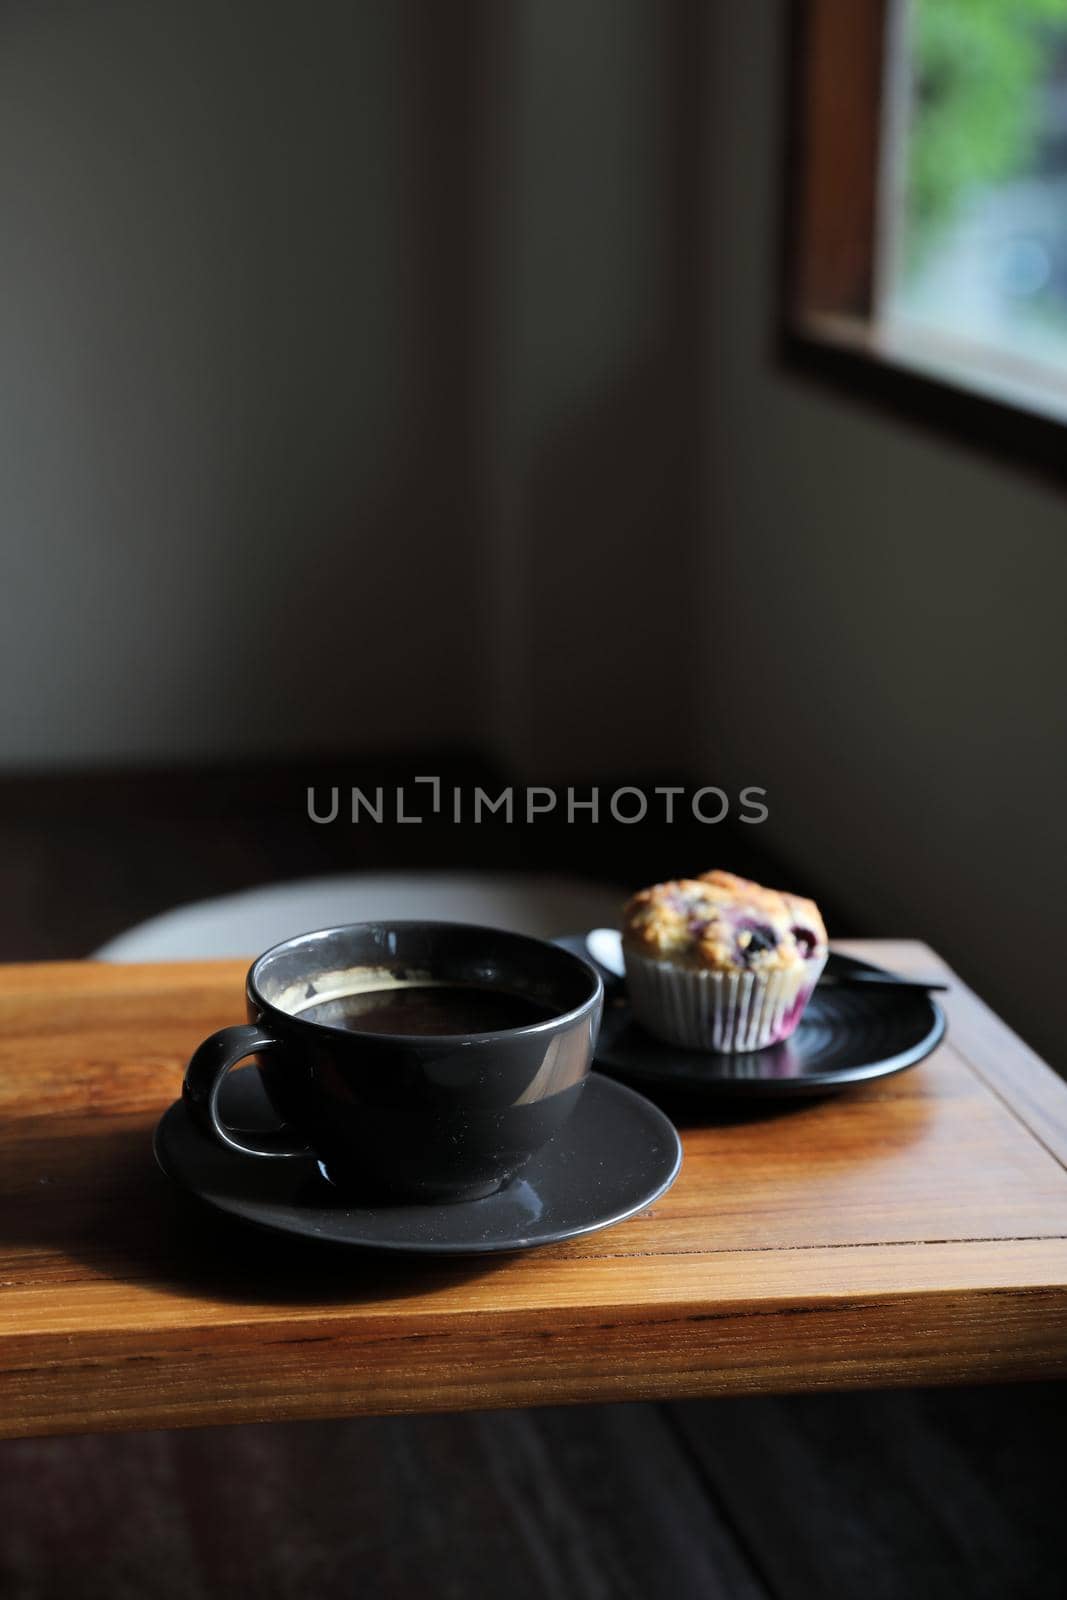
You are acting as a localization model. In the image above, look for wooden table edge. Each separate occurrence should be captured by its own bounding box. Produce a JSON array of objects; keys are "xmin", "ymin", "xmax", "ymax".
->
[{"xmin": 4, "ymin": 1264, "xmax": 1067, "ymax": 1440}]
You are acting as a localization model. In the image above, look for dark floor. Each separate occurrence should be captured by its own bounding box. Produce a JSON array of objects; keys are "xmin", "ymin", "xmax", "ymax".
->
[
  {"xmin": 2, "ymin": 755, "xmax": 1064, "ymax": 1599},
  {"xmin": 5, "ymin": 1388, "xmax": 1067, "ymax": 1600}
]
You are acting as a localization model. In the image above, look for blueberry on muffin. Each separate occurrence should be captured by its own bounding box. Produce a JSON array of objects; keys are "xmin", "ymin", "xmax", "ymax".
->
[{"xmin": 622, "ymin": 870, "xmax": 827, "ymax": 1052}]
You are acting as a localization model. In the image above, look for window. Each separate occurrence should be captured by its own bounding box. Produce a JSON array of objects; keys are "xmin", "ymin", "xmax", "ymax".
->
[{"xmin": 788, "ymin": 0, "xmax": 1067, "ymax": 466}]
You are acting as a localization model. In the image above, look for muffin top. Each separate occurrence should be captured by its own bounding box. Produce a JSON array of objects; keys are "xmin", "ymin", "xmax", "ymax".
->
[{"xmin": 622, "ymin": 869, "xmax": 827, "ymax": 975}]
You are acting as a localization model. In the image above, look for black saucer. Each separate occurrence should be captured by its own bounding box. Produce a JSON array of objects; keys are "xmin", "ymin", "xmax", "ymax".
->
[
  {"xmin": 154, "ymin": 1066, "xmax": 682, "ymax": 1255},
  {"xmin": 557, "ymin": 939, "xmax": 946, "ymax": 1098}
]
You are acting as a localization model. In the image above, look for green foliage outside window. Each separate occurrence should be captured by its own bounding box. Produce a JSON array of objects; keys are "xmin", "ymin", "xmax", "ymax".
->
[{"xmin": 907, "ymin": 0, "xmax": 1067, "ymax": 257}]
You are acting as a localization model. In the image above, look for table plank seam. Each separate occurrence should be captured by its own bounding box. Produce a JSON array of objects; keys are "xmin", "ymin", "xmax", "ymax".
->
[
  {"xmin": 943, "ymin": 1041, "xmax": 1067, "ymax": 1176},
  {"xmin": 7, "ymin": 1230, "xmax": 1067, "ymax": 1293},
  {"xmin": 5, "ymin": 1281, "xmax": 1065, "ymax": 1355},
  {"xmin": 572, "ymin": 1232, "xmax": 1067, "ymax": 1260}
]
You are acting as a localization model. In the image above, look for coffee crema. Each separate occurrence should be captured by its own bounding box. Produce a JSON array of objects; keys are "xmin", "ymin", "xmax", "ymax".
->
[{"xmin": 298, "ymin": 984, "xmax": 557, "ymax": 1037}]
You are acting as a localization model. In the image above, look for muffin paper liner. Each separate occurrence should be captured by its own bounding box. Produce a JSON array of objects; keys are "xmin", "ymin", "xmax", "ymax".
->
[{"xmin": 623, "ymin": 948, "xmax": 828, "ymax": 1053}]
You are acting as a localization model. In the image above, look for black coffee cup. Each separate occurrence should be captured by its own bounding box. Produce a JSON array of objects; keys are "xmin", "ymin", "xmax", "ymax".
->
[{"xmin": 182, "ymin": 921, "xmax": 603, "ymax": 1203}]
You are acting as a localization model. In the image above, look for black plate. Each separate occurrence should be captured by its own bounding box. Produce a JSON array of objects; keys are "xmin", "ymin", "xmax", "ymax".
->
[
  {"xmin": 154, "ymin": 1065, "xmax": 682, "ymax": 1255},
  {"xmin": 556, "ymin": 939, "xmax": 946, "ymax": 1098}
]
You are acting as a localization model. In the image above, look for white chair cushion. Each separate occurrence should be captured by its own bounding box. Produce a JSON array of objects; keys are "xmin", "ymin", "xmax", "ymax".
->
[{"xmin": 95, "ymin": 871, "xmax": 624, "ymax": 961}]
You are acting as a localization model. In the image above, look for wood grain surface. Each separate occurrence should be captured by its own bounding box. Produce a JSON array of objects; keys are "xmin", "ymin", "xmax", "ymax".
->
[{"xmin": 2, "ymin": 941, "xmax": 1066, "ymax": 1440}]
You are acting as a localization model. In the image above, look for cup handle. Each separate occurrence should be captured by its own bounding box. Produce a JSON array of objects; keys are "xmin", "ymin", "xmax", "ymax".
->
[{"xmin": 182, "ymin": 1024, "xmax": 312, "ymax": 1159}]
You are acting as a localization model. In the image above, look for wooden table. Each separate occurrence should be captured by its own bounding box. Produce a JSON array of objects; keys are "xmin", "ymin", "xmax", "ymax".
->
[{"xmin": 2, "ymin": 941, "xmax": 1066, "ymax": 1441}]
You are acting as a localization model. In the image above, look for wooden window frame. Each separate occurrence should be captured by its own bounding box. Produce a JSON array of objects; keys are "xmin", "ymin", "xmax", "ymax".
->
[{"xmin": 782, "ymin": 0, "xmax": 1067, "ymax": 486}]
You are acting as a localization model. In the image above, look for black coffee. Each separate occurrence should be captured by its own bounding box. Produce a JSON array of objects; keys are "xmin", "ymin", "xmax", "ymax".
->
[{"xmin": 299, "ymin": 984, "xmax": 557, "ymax": 1036}]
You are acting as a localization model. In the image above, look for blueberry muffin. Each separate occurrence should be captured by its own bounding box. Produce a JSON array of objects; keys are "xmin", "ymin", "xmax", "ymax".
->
[{"xmin": 622, "ymin": 870, "xmax": 827, "ymax": 1051}]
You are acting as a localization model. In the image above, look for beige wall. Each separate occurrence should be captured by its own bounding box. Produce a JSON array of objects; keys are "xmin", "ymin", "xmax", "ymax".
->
[
  {"xmin": 0, "ymin": 0, "xmax": 696, "ymax": 777},
  {"xmin": 491, "ymin": 0, "xmax": 698, "ymax": 779},
  {"xmin": 700, "ymin": 1, "xmax": 1067, "ymax": 1065},
  {"xmin": 0, "ymin": 1, "xmax": 491, "ymax": 766}
]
